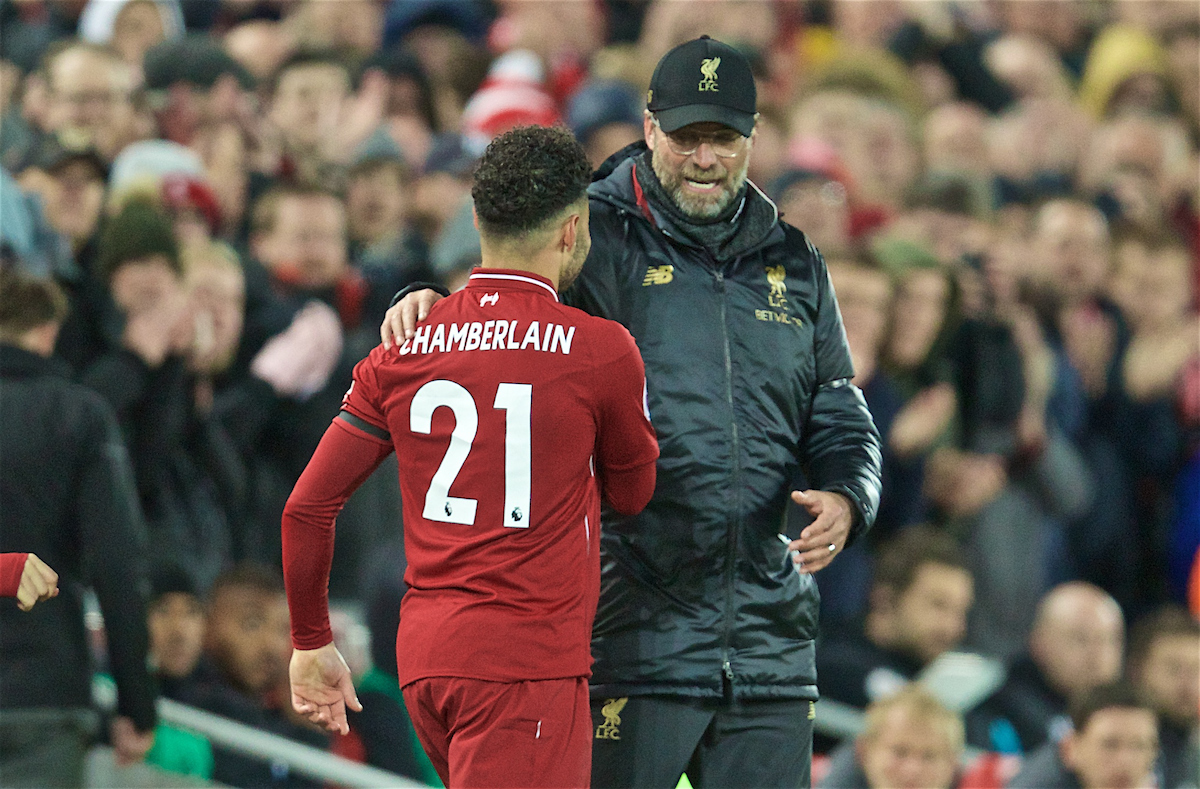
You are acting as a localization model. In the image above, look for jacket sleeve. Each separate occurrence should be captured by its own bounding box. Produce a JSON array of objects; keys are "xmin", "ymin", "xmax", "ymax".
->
[
  {"xmin": 76, "ymin": 393, "xmax": 158, "ymax": 732},
  {"xmin": 800, "ymin": 249, "xmax": 883, "ymax": 545}
]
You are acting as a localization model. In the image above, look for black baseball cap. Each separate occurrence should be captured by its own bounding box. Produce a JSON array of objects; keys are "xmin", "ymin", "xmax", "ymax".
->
[
  {"xmin": 647, "ymin": 35, "xmax": 757, "ymax": 137},
  {"xmin": 23, "ymin": 134, "xmax": 107, "ymax": 180}
]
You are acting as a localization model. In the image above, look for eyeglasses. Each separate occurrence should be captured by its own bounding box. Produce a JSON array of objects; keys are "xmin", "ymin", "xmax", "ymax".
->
[{"xmin": 652, "ymin": 116, "xmax": 748, "ymax": 158}]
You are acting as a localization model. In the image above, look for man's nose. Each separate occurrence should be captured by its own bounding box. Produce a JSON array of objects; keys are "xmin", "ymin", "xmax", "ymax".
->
[{"xmin": 691, "ymin": 142, "xmax": 719, "ymax": 168}]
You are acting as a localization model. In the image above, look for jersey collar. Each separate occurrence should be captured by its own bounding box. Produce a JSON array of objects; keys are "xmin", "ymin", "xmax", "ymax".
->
[{"xmin": 466, "ymin": 268, "xmax": 559, "ymax": 302}]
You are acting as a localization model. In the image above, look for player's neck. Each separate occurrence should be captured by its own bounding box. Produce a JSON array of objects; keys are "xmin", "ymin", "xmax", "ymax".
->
[{"xmin": 478, "ymin": 250, "xmax": 562, "ymax": 292}]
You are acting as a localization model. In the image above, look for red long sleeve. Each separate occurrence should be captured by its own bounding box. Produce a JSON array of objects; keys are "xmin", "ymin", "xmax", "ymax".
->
[
  {"xmin": 0, "ymin": 553, "xmax": 28, "ymax": 598},
  {"xmin": 282, "ymin": 418, "xmax": 393, "ymax": 650}
]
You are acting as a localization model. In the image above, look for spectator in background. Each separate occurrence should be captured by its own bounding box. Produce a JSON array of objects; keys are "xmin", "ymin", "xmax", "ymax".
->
[
  {"xmin": 1008, "ymin": 682, "xmax": 1159, "ymax": 789},
  {"xmin": 39, "ymin": 41, "xmax": 140, "ymax": 162},
  {"xmin": 819, "ymin": 686, "xmax": 964, "ymax": 789},
  {"xmin": 141, "ymin": 35, "xmax": 256, "ymax": 148},
  {"xmin": 143, "ymin": 563, "xmax": 214, "ymax": 780},
  {"xmin": 264, "ymin": 49, "xmax": 383, "ymax": 185},
  {"xmin": 770, "ymin": 159, "xmax": 854, "ymax": 261},
  {"xmin": 0, "ymin": 265, "xmax": 156, "ymax": 786},
  {"xmin": 77, "ymin": 0, "xmax": 185, "ymax": 68},
  {"xmin": 412, "ymin": 132, "xmax": 480, "ymax": 285},
  {"xmin": 15, "ymin": 135, "xmax": 107, "ymax": 259},
  {"xmin": 191, "ymin": 564, "xmax": 327, "ymax": 789},
  {"xmin": 146, "ymin": 563, "xmax": 206, "ymax": 700},
  {"xmin": 966, "ymin": 582, "xmax": 1125, "ymax": 754},
  {"xmin": 818, "ymin": 259, "xmax": 902, "ymax": 626},
  {"xmin": 817, "ymin": 526, "xmax": 974, "ymax": 713},
  {"xmin": 13, "ymin": 135, "xmax": 117, "ymax": 372},
  {"xmin": 223, "ymin": 19, "xmax": 297, "ymax": 85},
  {"xmin": 345, "ymin": 134, "xmax": 433, "ymax": 293},
  {"xmin": 82, "ymin": 199, "xmax": 240, "ymax": 590},
  {"xmin": 1125, "ymin": 606, "xmax": 1199, "ymax": 789},
  {"xmin": 566, "ymin": 78, "xmax": 644, "ymax": 169},
  {"xmin": 360, "ymin": 45, "xmax": 439, "ymax": 171}
]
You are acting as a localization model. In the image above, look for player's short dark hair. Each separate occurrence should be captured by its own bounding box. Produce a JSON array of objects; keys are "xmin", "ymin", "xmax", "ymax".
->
[
  {"xmin": 208, "ymin": 563, "xmax": 285, "ymax": 601},
  {"xmin": 470, "ymin": 125, "xmax": 592, "ymax": 240},
  {"xmin": 873, "ymin": 525, "xmax": 968, "ymax": 597},
  {"xmin": 0, "ymin": 262, "xmax": 69, "ymax": 336},
  {"xmin": 1069, "ymin": 681, "xmax": 1155, "ymax": 732},
  {"xmin": 1126, "ymin": 605, "xmax": 1200, "ymax": 677}
]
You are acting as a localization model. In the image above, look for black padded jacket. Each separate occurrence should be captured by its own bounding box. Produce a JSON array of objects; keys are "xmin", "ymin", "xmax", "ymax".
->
[{"xmin": 567, "ymin": 146, "xmax": 882, "ymax": 701}]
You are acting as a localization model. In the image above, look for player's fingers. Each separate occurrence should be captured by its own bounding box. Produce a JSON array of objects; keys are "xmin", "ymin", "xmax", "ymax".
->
[
  {"xmin": 416, "ymin": 293, "xmax": 434, "ymax": 322},
  {"xmin": 400, "ymin": 299, "xmax": 419, "ymax": 340},
  {"xmin": 331, "ymin": 699, "xmax": 349, "ymax": 735},
  {"xmin": 380, "ymin": 313, "xmax": 394, "ymax": 349},
  {"xmin": 338, "ymin": 672, "xmax": 363, "ymax": 712}
]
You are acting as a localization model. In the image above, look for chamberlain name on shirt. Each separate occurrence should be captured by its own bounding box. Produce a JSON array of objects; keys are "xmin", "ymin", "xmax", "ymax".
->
[{"xmin": 397, "ymin": 320, "xmax": 576, "ymax": 356}]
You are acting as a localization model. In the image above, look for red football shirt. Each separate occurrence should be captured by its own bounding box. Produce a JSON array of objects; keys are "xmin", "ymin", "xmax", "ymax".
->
[{"xmin": 283, "ymin": 269, "xmax": 658, "ymax": 686}]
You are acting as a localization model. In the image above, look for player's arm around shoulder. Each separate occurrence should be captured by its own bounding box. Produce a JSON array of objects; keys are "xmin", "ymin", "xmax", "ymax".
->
[{"xmin": 588, "ymin": 317, "xmax": 659, "ymax": 515}]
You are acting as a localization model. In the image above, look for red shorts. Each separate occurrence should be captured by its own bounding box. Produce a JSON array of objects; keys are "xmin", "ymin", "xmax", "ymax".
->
[{"xmin": 402, "ymin": 675, "xmax": 591, "ymax": 788}]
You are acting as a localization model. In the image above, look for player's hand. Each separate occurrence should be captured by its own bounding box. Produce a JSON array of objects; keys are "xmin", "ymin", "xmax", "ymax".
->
[
  {"xmin": 290, "ymin": 643, "xmax": 362, "ymax": 735},
  {"xmin": 380, "ymin": 289, "xmax": 444, "ymax": 349},
  {"xmin": 110, "ymin": 716, "xmax": 154, "ymax": 766},
  {"xmin": 785, "ymin": 491, "xmax": 853, "ymax": 574},
  {"xmin": 17, "ymin": 553, "xmax": 58, "ymax": 612}
]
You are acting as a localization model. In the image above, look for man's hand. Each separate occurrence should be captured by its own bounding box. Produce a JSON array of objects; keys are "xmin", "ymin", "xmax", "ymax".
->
[
  {"xmin": 110, "ymin": 716, "xmax": 154, "ymax": 766},
  {"xmin": 251, "ymin": 301, "xmax": 344, "ymax": 399},
  {"xmin": 290, "ymin": 643, "xmax": 362, "ymax": 735},
  {"xmin": 784, "ymin": 491, "xmax": 854, "ymax": 574},
  {"xmin": 380, "ymin": 289, "xmax": 444, "ymax": 349},
  {"xmin": 17, "ymin": 553, "xmax": 58, "ymax": 612}
]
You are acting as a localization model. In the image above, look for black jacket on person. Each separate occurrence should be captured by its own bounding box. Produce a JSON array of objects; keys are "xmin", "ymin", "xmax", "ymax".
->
[
  {"xmin": 81, "ymin": 350, "xmax": 243, "ymax": 591},
  {"xmin": 964, "ymin": 653, "xmax": 1069, "ymax": 753},
  {"xmin": 0, "ymin": 344, "xmax": 157, "ymax": 731},
  {"xmin": 568, "ymin": 145, "xmax": 882, "ymax": 701}
]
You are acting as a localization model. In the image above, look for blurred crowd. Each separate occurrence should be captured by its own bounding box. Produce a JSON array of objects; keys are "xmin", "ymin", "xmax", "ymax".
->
[{"xmin": 0, "ymin": 0, "xmax": 1197, "ymax": 787}]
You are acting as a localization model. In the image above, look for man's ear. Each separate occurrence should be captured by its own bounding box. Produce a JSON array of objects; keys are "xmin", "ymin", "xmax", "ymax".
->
[
  {"xmin": 472, "ymin": 204, "xmax": 479, "ymax": 231},
  {"xmin": 561, "ymin": 212, "xmax": 581, "ymax": 252},
  {"xmin": 643, "ymin": 111, "xmax": 656, "ymax": 150}
]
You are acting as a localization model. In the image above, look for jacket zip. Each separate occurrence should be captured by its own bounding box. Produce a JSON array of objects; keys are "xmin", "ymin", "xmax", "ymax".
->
[{"xmin": 714, "ymin": 266, "xmax": 741, "ymax": 692}]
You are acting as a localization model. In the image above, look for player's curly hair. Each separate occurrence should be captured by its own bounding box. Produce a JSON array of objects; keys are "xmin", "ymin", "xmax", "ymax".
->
[{"xmin": 471, "ymin": 126, "xmax": 591, "ymax": 239}]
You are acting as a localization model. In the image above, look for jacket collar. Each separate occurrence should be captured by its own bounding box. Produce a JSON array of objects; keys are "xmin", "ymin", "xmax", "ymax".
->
[
  {"xmin": 0, "ymin": 344, "xmax": 69, "ymax": 379},
  {"xmin": 589, "ymin": 146, "xmax": 784, "ymax": 258}
]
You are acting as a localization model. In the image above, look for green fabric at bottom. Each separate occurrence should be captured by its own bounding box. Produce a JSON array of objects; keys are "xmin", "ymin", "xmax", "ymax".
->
[{"xmin": 145, "ymin": 723, "xmax": 213, "ymax": 779}]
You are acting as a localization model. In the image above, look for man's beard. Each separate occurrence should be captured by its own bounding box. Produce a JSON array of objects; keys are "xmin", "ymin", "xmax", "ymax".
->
[
  {"xmin": 559, "ymin": 232, "xmax": 591, "ymax": 292},
  {"xmin": 651, "ymin": 147, "xmax": 750, "ymax": 219}
]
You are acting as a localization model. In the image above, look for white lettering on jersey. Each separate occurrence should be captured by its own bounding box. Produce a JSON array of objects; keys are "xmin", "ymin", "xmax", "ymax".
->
[
  {"xmin": 549, "ymin": 324, "xmax": 575, "ymax": 354},
  {"xmin": 521, "ymin": 321, "xmax": 541, "ymax": 351},
  {"xmin": 397, "ymin": 320, "xmax": 577, "ymax": 356}
]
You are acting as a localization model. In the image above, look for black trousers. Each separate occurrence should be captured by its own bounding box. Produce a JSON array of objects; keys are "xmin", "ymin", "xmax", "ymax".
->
[{"xmin": 590, "ymin": 695, "xmax": 815, "ymax": 788}]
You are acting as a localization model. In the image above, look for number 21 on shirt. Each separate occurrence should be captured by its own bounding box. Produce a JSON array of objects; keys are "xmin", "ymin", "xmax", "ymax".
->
[{"xmin": 410, "ymin": 380, "xmax": 531, "ymax": 529}]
